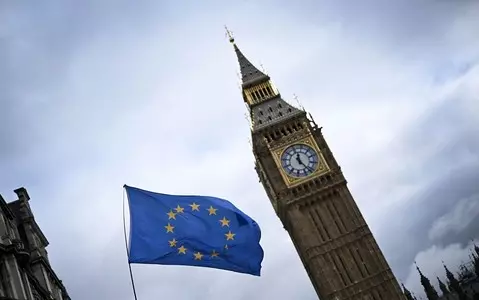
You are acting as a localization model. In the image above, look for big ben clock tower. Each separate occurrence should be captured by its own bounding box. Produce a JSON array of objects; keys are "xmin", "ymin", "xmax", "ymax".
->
[{"xmin": 227, "ymin": 31, "xmax": 405, "ymax": 300}]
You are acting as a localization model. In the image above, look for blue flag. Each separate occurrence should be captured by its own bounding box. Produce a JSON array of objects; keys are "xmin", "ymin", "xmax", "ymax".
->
[{"xmin": 124, "ymin": 185, "xmax": 264, "ymax": 276}]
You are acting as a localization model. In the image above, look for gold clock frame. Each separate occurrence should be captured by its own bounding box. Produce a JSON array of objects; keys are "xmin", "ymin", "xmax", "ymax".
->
[{"xmin": 271, "ymin": 136, "xmax": 330, "ymax": 187}]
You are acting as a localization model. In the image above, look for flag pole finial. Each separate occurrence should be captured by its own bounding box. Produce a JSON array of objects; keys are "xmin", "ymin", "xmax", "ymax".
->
[{"xmin": 225, "ymin": 26, "xmax": 235, "ymax": 44}]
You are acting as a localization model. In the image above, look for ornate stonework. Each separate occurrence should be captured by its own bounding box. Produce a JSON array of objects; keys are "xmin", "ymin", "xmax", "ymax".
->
[{"xmin": 0, "ymin": 188, "xmax": 70, "ymax": 300}]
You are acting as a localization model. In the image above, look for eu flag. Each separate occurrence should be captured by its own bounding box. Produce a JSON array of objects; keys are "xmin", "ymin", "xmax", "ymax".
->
[{"xmin": 124, "ymin": 185, "xmax": 264, "ymax": 276}]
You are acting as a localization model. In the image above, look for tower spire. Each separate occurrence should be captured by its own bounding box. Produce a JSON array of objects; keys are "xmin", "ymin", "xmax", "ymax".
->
[
  {"xmin": 471, "ymin": 248, "xmax": 479, "ymax": 278},
  {"xmin": 225, "ymin": 25, "xmax": 235, "ymax": 44},
  {"xmin": 227, "ymin": 35, "xmax": 270, "ymax": 87},
  {"xmin": 226, "ymin": 30, "xmax": 303, "ymax": 130},
  {"xmin": 402, "ymin": 283, "xmax": 415, "ymax": 300},
  {"xmin": 474, "ymin": 242, "xmax": 479, "ymax": 257},
  {"xmin": 443, "ymin": 262, "xmax": 466, "ymax": 299},
  {"xmin": 415, "ymin": 263, "xmax": 439, "ymax": 300},
  {"xmin": 437, "ymin": 277, "xmax": 449, "ymax": 295}
]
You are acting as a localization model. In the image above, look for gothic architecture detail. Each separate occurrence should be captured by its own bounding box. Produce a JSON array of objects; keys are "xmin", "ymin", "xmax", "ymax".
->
[
  {"xmin": 230, "ymin": 34, "xmax": 303, "ymax": 131},
  {"xmin": 0, "ymin": 187, "xmax": 70, "ymax": 300},
  {"xmin": 439, "ymin": 277, "xmax": 450, "ymax": 295},
  {"xmin": 403, "ymin": 284, "xmax": 417, "ymax": 300},
  {"xmin": 417, "ymin": 264, "xmax": 440, "ymax": 300},
  {"xmin": 404, "ymin": 246, "xmax": 479, "ymax": 300},
  {"xmin": 227, "ymin": 30, "xmax": 405, "ymax": 300}
]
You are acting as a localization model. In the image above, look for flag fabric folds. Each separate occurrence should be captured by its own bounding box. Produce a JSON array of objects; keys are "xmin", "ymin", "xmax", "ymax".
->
[{"xmin": 124, "ymin": 185, "xmax": 264, "ymax": 276}]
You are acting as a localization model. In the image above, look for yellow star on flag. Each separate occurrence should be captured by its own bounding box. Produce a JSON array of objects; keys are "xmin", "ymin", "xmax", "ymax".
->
[
  {"xmin": 219, "ymin": 217, "xmax": 230, "ymax": 227},
  {"xmin": 174, "ymin": 205, "xmax": 184, "ymax": 214},
  {"xmin": 178, "ymin": 245, "xmax": 187, "ymax": 254},
  {"xmin": 190, "ymin": 202, "xmax": 200, "ymax": 211},
  {"xmin": 166, "ymin": 210, "xmax": 176, "ymax": 220},
  {"xmin": 207, "ymin": 206, "xmax": 217, "ymax": 215},
  {"xmin": 168, "ymin": 239, "xmax": 177, "ymax": 247},
  {"xmin": 193, "ymin": 252, "xmax": 203, "ymax": 260},
  {"xmin": 211, "ymin": 250, "xmax": 219, "ymax": 258},
  {"xmin": 165, "ymin": 223, "xmax": 174, "ymax": 233},
  {"xmin": 225, "ymin": 231, "xmax": 235, "ymax": 241}
]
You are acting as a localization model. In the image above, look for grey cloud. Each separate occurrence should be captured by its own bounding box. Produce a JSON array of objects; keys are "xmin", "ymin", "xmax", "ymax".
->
[
  {"xmin": 2, "ymin": 1, "xmax": 479, "ymax": 299},
  {"xmin": 377, "ymin": 159, "xmax": 479, "ymax": 280},
  {"xmin": 320, "ymin": 1, "xmax": 479, "ymax": 55},
  {"xmin": 372, "ymin": 71, "xmax": 479, "ymax": 280},
  {"xmin": 0, "ymin": 0, "xmax": 173, "ymax": 168},
  {"xmin": 428, "ymin": 193, "xmax": 479, "ymax": 241}
]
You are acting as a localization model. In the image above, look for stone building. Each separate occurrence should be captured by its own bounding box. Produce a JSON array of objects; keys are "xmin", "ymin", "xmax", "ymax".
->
[
  {"xmin": 403, "ymin": 245, "xmax": 479, "ymax": 300},
  {"xmin": 0, "ymin": 187, "xmax": 69, "ymax": 300},
  {"xmin": 227, "ymin": 30, "xmax": 404, "ymax": 300}
]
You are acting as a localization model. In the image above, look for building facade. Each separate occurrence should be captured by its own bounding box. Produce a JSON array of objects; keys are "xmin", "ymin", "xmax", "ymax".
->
[
  {"xmin": 405, "ymin": 247, "xmax": 479, "ymax": 300},
  {"xmin": 0, "ymin": 187, "xmax": 69, "ymax": 300},
  {"xmin": 227, "ymin": 32, "xmax": 404, "ymax": 300}
]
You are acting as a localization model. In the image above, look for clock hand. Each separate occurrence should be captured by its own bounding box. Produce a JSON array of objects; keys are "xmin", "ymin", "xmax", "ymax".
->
[
  {"xmin": 296, "ymin": 154, "xmax": 314, "ymax": 172},
  {"xmin": 295, "ymin": 154, "xmax": 304, "ymax": 165}
]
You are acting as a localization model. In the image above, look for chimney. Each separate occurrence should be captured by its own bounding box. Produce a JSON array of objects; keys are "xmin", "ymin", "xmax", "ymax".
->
[{"xmin": 14, "ymin": 187, "xmax": 30, "ymax": 202}]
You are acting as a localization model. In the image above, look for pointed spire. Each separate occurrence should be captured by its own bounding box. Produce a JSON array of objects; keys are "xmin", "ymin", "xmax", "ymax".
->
[
  {"xmin": 437, "ymin": 277, "xmax": 449, "ymax": 295},
  {"xmin": 470, "ymin": 242, "xmax": 479, "ymax": 260},
  {"xmin": 444, "ymin": 263, "xmax": 458, "ymax": 288},
  {"xmin": 459, "ymin": 261, "xmax": 473, "ymax": 280},
  {"xmin": 226, "ymin": 28, "xmax": 305, "ymax": 130},
  {"xmin": 402, "ymin": 283, "xmax": 415, "ymax": 300},
  {"xmin": 416, "ymin": 263, "xmax": 439, "ymax": 300},
  {"xmin": 472, "ymin": 250, "xmax": 479, "ymax": 278},
  {"xmin": 225, "ymin": 25, "xmax": 235, "ymax": 44},
  {"xmin": 443, "ymin": 262, "xmax": 466, "ymax": 299},
  {"xmin": 225, "ymin": 26, "xmax": 270, "ymax": 87}
]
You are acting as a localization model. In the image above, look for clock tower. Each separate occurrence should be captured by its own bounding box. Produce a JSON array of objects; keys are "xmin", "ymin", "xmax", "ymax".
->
[{"xmin": 227, "ymin": 32, "xmax": 405, "ymax": 300}]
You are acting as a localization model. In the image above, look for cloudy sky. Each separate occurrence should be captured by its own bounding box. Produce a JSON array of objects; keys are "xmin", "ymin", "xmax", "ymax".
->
[{"xmin": 1, "ymin": 0, "xmax": 479, "ymax": 299}]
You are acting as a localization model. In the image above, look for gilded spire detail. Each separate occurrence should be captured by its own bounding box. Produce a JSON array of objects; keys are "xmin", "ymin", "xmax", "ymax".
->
[
  {"xmin": 226, "ymin": 29, "xmax": 304, "ymax": 130},
  {"xmin": 224, "ymin": 27, "xmax": 269, "ymax": 87},
  {"xmin": 225, "ymin": 26, "xmax": 235, "ymax": 44}
]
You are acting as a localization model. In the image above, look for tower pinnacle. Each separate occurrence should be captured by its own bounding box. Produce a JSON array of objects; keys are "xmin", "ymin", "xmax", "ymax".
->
[
  {"xmin": 226, "ymin": 31, "xmax": 303, "ymax": 130},
  {"xmin": 416, "ymin": 263, "xmax": 439, "ymax": 300},
  {"xmin": 437, "ymin": 277, "xmax": 449, "ymax": 295},
  {"xmin": 403, "ymin": 283, "xmax": 415, "ymax": 300},
  {"xmin": 443, "ymin": 263, "xmax": 466, "ymax": 299},
  {"xmin": 225, "ymin": 25, "xmax": 235, "ymax": 44},
  {"xmin": 226, "ymin": 33, "xmax": 270, "ymax": 87}
]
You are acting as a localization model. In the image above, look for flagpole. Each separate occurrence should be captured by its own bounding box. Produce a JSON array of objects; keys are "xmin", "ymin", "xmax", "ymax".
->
[{"xmin": 123, "ymin": 187, "xmax": 139, "ymax": 300}]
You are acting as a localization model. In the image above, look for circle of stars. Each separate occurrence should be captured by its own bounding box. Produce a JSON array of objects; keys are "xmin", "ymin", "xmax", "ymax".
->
[{"xmin": 164, "ymin": 202, "xmax": 235, "ymax": 260}]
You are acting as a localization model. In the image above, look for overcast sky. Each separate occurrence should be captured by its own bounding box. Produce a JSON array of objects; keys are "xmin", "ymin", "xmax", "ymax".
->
[{"xmin": 1, "ymin": 1, "xmax": 479, "ymax": 299}]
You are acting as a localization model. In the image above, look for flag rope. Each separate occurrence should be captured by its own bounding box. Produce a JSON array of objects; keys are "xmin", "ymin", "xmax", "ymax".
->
[{"xmin": 123, "ymin": 187, "xmax": 139, "ymax": 300}]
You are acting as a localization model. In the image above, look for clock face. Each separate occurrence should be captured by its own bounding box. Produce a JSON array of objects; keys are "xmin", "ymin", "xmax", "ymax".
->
[{"xmin": 280, "ymin": 144, "xmax": 320, "ymax": 178}]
